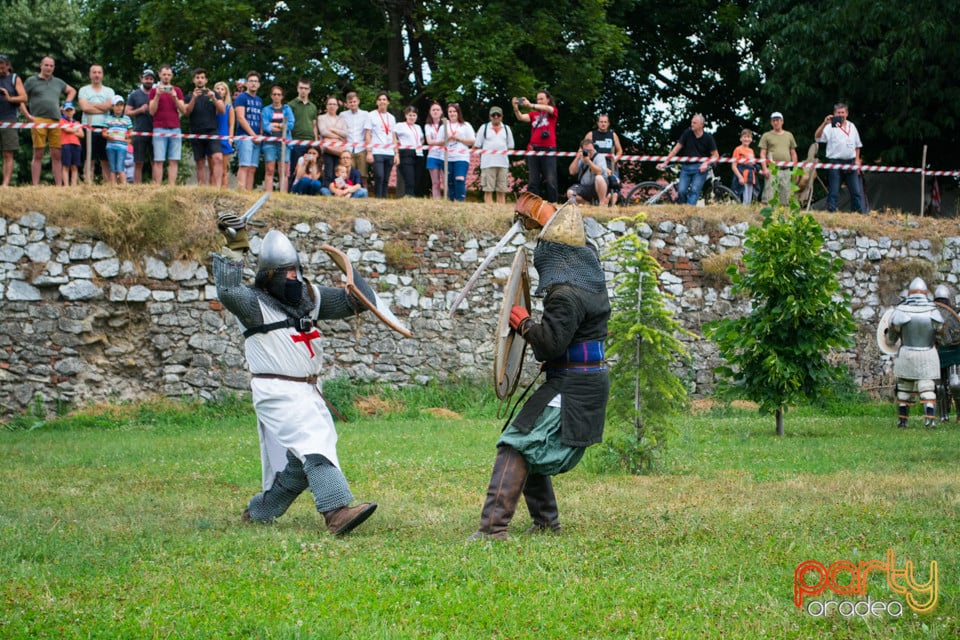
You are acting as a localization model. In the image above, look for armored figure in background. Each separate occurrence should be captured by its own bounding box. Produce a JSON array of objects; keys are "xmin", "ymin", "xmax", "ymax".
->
[
  {"xmin": 883, "ymin": 278, "xmax": 943, "ymax": 429},
  {"xmin": 933, "ymin": 285, "xmax": 960, "ymax": 423},
  {"xmin": 213, "ymin": 230, "xmax": 378, "ymax": 535}
]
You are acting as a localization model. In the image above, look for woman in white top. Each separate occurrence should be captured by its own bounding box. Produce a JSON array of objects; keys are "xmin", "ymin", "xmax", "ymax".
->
[
  {"xmin": 395, "ymin": 106, "xmax": 424, "ymax": 197},
  {"xmin": 364, "ymin": 91, "xmax": 399, "ymax": 198},
  {"xmin": 445, "ymin": 103, "xmax": 475, "ymax": 202},
  {"xmin": 316, "ymin": 94, "xmax": 347, "ymax": 185},
  {"xmin": 424, "ymin": 101, "xmax": 447, "ymax": 199}
]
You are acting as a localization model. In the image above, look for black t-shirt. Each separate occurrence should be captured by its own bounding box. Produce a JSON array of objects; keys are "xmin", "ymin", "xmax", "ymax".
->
[
  {"xmin": 126, "ymin": 89, "xmax": 153, "ymax": 132},
  {"xmin": 185, "ymin": 90, "xmax": 219, "ymax": 134},
  {"xmin": 677, "ymin": 128, "xmax": 717, "ymax": 159}
]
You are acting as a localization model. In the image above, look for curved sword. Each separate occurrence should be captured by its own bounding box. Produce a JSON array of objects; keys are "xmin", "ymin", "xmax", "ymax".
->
[{"xmin": 448, "ymin": 219, "xmax": 525, "ymax": 317}]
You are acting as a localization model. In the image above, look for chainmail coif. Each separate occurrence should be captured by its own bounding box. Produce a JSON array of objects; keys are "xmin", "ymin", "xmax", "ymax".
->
[{"xmin": 533, "ymin": 240, "xmax": 607, "ymax": 297}]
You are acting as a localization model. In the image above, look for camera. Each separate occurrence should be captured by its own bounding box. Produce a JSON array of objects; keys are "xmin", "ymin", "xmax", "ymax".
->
[
  {"xmin": 540, "ymin": 129, "xmax": 550, "ymax": 139},
  {"xmin": 517, "ymin": 98, "xmax": 527, "ymax": 108},
  {"xmin": 831, "ymin": 115, "xmax": 843, "ymax": 127}
]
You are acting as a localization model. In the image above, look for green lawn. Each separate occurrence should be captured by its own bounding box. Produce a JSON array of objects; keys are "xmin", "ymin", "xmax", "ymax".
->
[{"xmin": 1, "ymin": 398, "xmax": 957, "ymax": 639}]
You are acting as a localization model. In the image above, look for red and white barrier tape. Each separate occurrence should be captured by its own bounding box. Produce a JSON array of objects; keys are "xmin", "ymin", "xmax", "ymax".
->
[{"xmin": 2, "ymin": 121, "xmax": 957, "ymax": 177}]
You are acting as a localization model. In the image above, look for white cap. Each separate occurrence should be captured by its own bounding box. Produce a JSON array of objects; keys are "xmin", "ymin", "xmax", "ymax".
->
[
  {"xmin": 111, "ymin": 95, "xmax": 125, "ymax": 105},
  {"xmin": 770, "ymin": 111, "xmax": 783, "ymax": 120}
]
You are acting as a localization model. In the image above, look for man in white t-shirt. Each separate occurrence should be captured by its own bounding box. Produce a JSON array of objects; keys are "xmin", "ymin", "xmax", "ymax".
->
[
  {"xmin": 815, "ymin": 102, "xmax": 864, "ymax": 213},
  {"xmin": 473, "ymin": 106, "xmax": 515, "ymax": 204},
  {"xmin": 339, "ymin": 91, "xmax": 369, "ymax": 187}
]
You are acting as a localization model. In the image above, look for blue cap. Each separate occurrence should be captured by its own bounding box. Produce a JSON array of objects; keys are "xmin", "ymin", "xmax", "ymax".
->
[{"xmin": 62, "ymin": 101, "xmax": 75, "ymax": 111}]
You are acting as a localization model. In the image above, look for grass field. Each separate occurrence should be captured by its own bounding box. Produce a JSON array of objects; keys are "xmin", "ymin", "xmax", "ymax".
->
[{"xmin": 1, "ymin": 395, "xmax": 957, "ymax": 639}]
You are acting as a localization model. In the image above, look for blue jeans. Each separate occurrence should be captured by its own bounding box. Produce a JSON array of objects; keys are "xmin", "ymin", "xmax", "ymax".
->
[
  {"xmin": 447, "ymin": 160, "xmax": 468, "ymax": 201},
  {"xmin": 677, "ymin": 163, "xmax": 708, "ymax": 204},
  {"xmin": 826, "ymin": 160, "xmax": 863, "ymax": 213}
]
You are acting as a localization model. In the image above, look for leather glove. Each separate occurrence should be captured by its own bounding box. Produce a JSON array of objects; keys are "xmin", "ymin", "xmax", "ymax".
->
[
  {"xmin": 216, "ymin": 212, "xmax": 250, "ymax": 253},
  {"xmin": 509, "ymin": 305, "xmax": 531, "ymax": 335}
]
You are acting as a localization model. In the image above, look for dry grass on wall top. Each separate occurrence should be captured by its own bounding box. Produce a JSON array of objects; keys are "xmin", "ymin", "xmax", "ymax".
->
[{"xmin": 2, "ymin": 186, "xmax": 959, "ymax": 259}]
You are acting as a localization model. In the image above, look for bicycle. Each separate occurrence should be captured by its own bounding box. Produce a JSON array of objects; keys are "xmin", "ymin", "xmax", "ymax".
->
[{"xmin": 623, "ymin": 165, "xmax": 739, "ymax": 206}]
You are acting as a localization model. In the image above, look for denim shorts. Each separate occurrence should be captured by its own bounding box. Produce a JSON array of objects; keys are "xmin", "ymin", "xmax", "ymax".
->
[
  {"xmin": 152, "ymin": 128, "xmax": 182, "ymax": 162},
  {"xmin": 235, "ymin": 138, "xmax": 261, "ymax": 167},
  {"xmin": 107, "ymin": 146, "xmax": 127, "ymax": 174},
  {"xmin": 261, "ymin": 141, "xmax": 289, "ymax": 163}
]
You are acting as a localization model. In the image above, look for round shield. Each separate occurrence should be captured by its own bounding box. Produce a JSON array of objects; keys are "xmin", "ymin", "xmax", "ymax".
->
[
  {"xmin": 876, "ymin": 307, "xmax": 899, "ymax": 355},
  {"xmin": 935, "ymin": 301, "xmax": 960, "ymax": 347},
  {"xmin": 494, "ymin": 247, "xmax": 531, "ymax": 400}
]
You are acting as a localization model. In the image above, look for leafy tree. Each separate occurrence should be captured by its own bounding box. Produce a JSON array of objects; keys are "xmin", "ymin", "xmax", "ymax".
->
[
  {"xmin": 602, "ymin": 0, "xmax": 762, "ymax": 183},
  {"xmin": 1, "ymin": 0, "xmax": 91, "ymax": 185},
  {"xmin": 601, "ymin": 213, "xmax": 691, "ymax": 472},
  {"xmin": 704, "ymin": 174, "xmax": 857, "ymax": 435},
  {"xmin": 1, "ymin": 0, "xmax": 91, "ymax": 83},
  {"xmin": 748, "ymin": 0, "xmax": 960, "ymax": 168}
]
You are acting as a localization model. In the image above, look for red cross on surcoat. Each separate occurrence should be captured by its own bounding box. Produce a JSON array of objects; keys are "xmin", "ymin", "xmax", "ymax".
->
[{"xmin": 291, "ymin": 329, "xmax": 322, "ymax": 357}]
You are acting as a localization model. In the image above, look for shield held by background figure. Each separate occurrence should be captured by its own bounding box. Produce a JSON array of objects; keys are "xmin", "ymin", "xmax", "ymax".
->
[
  {"xmin": 935, "ymin": 301, "xmax": 960, "ymax": 347},
  {"xmin": 876, "ymin": 307, "xmax": 899, "ymax": 355},
  {"xmin": 494, "ymin": 247, "xmax": 531, "ymax": 400}
]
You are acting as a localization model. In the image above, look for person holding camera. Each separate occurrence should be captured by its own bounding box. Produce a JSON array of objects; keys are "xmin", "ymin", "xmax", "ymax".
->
[
  {"xmin": 815, "ymin": 102, "xmax": 864, "ymax": 213},
  {"xmin": 513, "ymin": 90, "xmax": 559, "ymax": 202},
  {"xmin": 148, "ymin": 65, "xmax": 186, "ymax": 185},
  {"xmin": 184, "ymin": 68, "xmax": 225, "ymax": 186},
  {"xmin": 566, "ymin": 138, "xmax": 608, "ymax": 205}
]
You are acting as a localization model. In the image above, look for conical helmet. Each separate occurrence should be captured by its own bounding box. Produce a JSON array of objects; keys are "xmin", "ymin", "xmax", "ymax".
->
[
  {"xmin": 257, "ymin": 230, "xmax": 301, "ymax": 275},
  {"xmin": 538, "ymin": 200, "xmax": 586, "ymax": 246},
  {"xmin": 934, "ymin": 284, "xmax": 952, "ymax": 301},
  {"xmin": 908, "ymin": 277, "xmax": 929, "ymax": 296}
]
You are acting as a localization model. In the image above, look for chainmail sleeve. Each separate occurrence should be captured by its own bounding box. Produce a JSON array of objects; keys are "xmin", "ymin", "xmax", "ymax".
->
[
  {"xmin": 212, "ymin": 253, "xmax": 265, "ymax": 329},
  {"xmin": 315, "ymin": 285, "xmax": 364, "ymax": 320}
]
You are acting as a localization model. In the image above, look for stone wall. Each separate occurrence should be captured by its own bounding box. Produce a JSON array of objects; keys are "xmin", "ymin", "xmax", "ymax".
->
[{"xmin": 1, "ymin": 210, "xmax": 954, "ymax": 419}]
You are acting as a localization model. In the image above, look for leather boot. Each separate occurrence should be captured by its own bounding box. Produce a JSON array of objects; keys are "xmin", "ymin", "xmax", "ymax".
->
[
  {"xmin": 467, "ymin": 446, "xmax": 528, "ymax": 541},
  {"xmin": 323, "ymin": 502, "xmax": 377, "ymax": 536},
  {"xmin": 523, "ymin": 474, "xmax": 561, "ymax": 534}
]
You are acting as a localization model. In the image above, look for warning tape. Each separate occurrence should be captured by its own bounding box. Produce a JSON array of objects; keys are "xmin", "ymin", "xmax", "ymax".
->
[{"xmin": 2, "ymin": 120, "xmax": 958, "ymax": 177}]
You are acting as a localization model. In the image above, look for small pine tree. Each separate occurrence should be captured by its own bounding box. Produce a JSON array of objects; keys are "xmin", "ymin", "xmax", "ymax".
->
[
  {"xmin": 602, "ymin": 213, "xmax": 692, "ymax": 472},
  {"xmin": 704, "ymin": 169, "xmax": 857, "ymax": 435}
]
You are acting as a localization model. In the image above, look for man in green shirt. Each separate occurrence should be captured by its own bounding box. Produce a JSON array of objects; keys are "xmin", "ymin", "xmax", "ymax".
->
[
  {"xmin": 758, "ymin": 111, "xmax": 798, "ymax": 205},
  {"xmin": 22, "ymin": 56, "xmax": 76, "ymax": 186},
  {"xmin": 286, "ymin": 78, "xmax": 318, "ymax": 191}
]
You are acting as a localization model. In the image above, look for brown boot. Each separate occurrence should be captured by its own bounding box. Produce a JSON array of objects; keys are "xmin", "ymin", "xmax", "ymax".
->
[
  {"xmin": 467, "ymin": 446, "xmax": 528, "ymax": 541},
  {"xmin": 323, "ymin": 502, "xmax": 377, "ymax": 536},
  {"xmin": 523, "ymin": 474, "xmax": 561, "ymax": 534}
]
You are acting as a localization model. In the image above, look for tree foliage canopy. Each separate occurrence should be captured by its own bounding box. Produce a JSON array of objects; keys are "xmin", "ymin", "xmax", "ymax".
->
[{"xmin": 4, "ymin": 0, "xmax": 955, "ymax": 177}]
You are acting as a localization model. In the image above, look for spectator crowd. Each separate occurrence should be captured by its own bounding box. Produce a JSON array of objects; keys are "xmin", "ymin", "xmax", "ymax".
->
[{"xmin": 0, "ymin": 54, "xmax": 865, "ymax": 212}]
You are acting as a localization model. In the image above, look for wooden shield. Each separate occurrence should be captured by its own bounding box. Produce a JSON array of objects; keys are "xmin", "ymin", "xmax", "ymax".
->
[
  {"xmin": 876, "ymin": 307, "xmax": 899, "ymax": 355},
  {"xmin": 321, "ymin": 244, "xmax": 413, "ymax": 338},
  {"xmin": 494, "ymin": 248, "xmax": 531, "ymax": 400},
  {"xmin": 936, "ymin": 301, "xmax": 960, "ymax": 346}
]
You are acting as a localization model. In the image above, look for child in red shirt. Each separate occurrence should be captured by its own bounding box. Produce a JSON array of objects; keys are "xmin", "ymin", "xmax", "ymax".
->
[{"xmin": 59, "ymin": 102, "xmax": 84, "ymax": 187}]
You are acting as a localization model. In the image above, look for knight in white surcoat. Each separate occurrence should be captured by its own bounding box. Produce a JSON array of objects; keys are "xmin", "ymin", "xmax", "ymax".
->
[
  {"xmin": 885, "ymin": 277, "xmax": 943, "ymax": 428},
  {"xmin": 213, "ymin": 230, "xmax": 379, "ymax": 535}
]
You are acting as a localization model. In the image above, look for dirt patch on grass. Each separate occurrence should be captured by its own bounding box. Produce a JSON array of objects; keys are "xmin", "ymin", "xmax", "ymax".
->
[
  {"xmin": 423, "ymin": 407, "xmax": 462, "ymax": 420},
  {"xmin": 354, "ymin": 395, "xmax": 403, "ymax": 417}
]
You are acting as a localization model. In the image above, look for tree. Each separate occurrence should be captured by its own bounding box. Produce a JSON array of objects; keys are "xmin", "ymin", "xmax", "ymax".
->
[
  {"xmin": 704, "ymin": 175, "xmax": 857, "ymax": 435},
  {"xmin": 601, "ymin": 0, "xmax": 762, "ymax": 183},
  {"xmin": 601, "ymin": 213, "xmax": 691, "ymax": 472},
  {"xmin": 748, "ymin": 0, "xmax": 960, "ymax": 169},
  {"xmin": 1, "ymin": 0, "xmax": 91, "ymax": 185}
]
